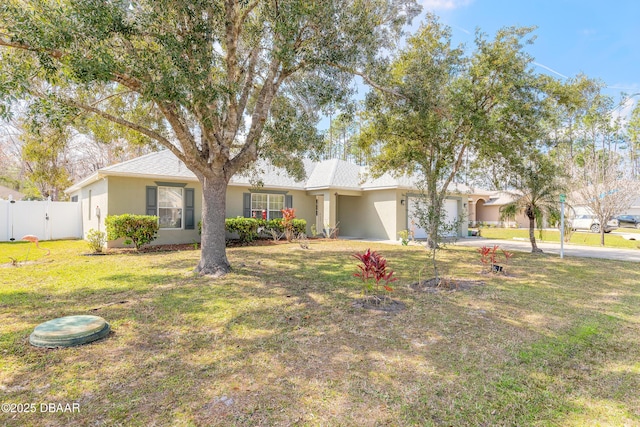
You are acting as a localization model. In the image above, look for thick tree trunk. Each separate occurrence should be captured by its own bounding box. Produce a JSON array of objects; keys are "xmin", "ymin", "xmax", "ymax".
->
[{"xmin": 195, "ymin": 174, "xmax": 231, "ymax": 277}]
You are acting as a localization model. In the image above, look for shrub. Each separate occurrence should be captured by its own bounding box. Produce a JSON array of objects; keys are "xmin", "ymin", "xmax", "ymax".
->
[
  {"xmin": 225, "ymin": 217, "xmax": 260, "ymax": 244},
  {"xmin": 264, "ymin": 218, "xmax": 284, "ymax": 234},
  {"xmin": 105, "ymin": 214, "xmax": 159, "ymax": 250},
  {"xmin": 353, "ymin": 248, "xmax": 397, "ymax": 295},
  {"xmin": 85, "ymin": 228, "xmax": 107, "ymax": 253},
  {"xmin": 398, "ymin": 229, "xmax": 410, "ymax": 246},
  {"xmin": 291, "ymin": 219, "xmax": 306, "ymax": 235},
  {"xmin": 199, "ymin": 217, "xmax": 308, "ymax": 245}
]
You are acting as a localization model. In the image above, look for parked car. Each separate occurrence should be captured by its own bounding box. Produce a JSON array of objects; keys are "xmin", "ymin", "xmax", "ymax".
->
[
  {"xmin": 616, "ymin": 214, "xmax": 640, "ymax": 229},
  {"xmin": 570, "ymin": 214, "xmax": 618, "ymax": 233}
]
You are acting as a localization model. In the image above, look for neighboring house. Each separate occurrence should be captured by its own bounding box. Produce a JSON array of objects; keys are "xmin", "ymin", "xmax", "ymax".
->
[
  {"xmin": 0, "ymin": 185, "xmax": 25, "ymax": 201},
  {"xmin": 469, "ymin": 191, "xmax": 529, "ymax": 228},
  {"xmin": 625, "ymin": 196, "xmax": 640, "ymax": 215},
  {"xmin": 66, "ymin": 150, "xmax": 477, "ymax": 247}
]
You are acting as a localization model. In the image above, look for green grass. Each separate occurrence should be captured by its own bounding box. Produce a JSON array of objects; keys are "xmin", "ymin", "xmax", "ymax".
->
[
  {"xmin": 478, "ymin": 227, "xmax": 640, "ymax": 249},
  {"xmin": 1, "ymin": 239, "xmax": 640, "ymax": 426}
]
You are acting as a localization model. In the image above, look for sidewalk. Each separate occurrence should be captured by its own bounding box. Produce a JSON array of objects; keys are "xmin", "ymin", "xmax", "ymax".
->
[{"xmin": 454, "ymin": 237, "xmax": 640, "ymax": 262}]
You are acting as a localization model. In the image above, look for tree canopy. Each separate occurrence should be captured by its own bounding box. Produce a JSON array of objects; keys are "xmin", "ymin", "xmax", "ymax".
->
[
  {"xmin": 0, "ymin": 0, "xmax": 420, "ymax": 275},
  {"xmin": 358, "ymin": 14, "xmax": 554, "ymax": 249},
  {"xmin": 500, "ymin": 154, "xmax": 565, "ymax": 253}
]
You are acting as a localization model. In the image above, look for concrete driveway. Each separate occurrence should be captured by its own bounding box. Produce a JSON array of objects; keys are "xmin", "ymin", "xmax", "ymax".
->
[{"xmin": 455, "ymin": 237, "xmax": 640, "ymax": 262}]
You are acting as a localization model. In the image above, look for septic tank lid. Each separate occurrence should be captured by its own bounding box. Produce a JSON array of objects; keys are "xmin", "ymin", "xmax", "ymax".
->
[{"xmin": 29, "ymin": 315, "xmax": 110, "ymax": 348}]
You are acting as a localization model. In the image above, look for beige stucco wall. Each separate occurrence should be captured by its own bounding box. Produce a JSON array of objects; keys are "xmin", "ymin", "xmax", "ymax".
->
[
  {"xmin": 226, "ymin": 185, "xmax": 317, "ymax": 235},
  {"xmin": 75, "ymin": 173, "xmax": 474, "ymax": 246},
  {"xmin": 287, "ymin": 190, "xmax": 317, "ymax": 235},
  {"xmin": 225, "ymin": 185, "xmax": 245, "ymax": 218},
  {"xmin": 338, "ymin": 190, "xmax": 399, "ymax": 240},
  {"xmin": 339, "ymin": 190, "xmax": 469, "ymax": 241},
  {"xmin": 337, "ymin": 195, "xmax": 366, "ymax": 238},
  {"xmin": 474, "ymin": 199, "xmax": 529, "ymax": 228},
  {"xmin": 81, "ymin": 176, "xmax": 319, "ymax": 247},
  {"xmin": 475, "ymin": 201, "xmax": 501, "ymax": 223},
  {"xmin": 106, "ymin": 176, "xmax": 201, "ymax": 246},
  {"xmin": 71, "ymin": 177, "xmax": 109, "ymax": 240}
]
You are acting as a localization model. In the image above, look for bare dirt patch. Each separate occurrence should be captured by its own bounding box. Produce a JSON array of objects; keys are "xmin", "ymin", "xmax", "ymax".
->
[
  {"xmin": 351, "ymin": 296, "xmax": 406, "ymax": 313},
  {"xmin": 410, "ymin": 277, "xmax": 485, "ymax": 292}
]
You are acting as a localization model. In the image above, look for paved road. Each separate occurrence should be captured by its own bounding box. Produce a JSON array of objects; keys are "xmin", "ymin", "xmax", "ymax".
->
[{"xmin": 455, "ymin": 237, "xmax": 640, "ymax": 262}]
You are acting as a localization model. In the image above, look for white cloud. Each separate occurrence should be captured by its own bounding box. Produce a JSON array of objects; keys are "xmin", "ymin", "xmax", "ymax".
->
[
  {"xmin": 533, "ymin": 62, "xmax": 568, "ymax": 79},
  {"xmin": 421, "ymin": 0, "xmax": 474, "ymax": 10}
]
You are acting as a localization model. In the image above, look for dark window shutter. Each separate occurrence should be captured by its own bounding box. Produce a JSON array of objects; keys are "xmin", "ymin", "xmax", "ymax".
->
[
  {"xmin": 285, "ymin": 195, "xmax": 293, "ymax": 209},
  {"xmin": 185, "ymin": 188, "xmax": 195, "ymax": 229},
  {"xmin": 243, "ymin": 193, "xmax": 251, "ymax": 218},
  {"xmin": 146, "ymin": 186, "xmax": 158, "ymax": 216}
]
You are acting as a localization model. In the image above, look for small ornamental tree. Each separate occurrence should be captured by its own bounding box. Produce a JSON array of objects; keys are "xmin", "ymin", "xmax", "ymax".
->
[
  {"xmin": 105, "ymin": 214, "xmax": 159, "ymax": 250},
  {"xmin": 353, "ymin": 248, "xmax": 397, "ymax": 296},
  {"xmin": 281, "ymin": 208, "xmax": 296, "ymax": 241},
  {"xmin": 477, "ymin": 245, "xmax": 514, "ymax": 274}
]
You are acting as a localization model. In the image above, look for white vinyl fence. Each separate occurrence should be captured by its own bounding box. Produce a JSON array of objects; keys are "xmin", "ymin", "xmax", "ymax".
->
[{"xmin": 0, "ymin": 199, "xmax": 82, "ymax": 242}]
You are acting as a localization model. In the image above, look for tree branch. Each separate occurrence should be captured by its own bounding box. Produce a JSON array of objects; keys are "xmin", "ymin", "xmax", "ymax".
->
[
  {"xmin": 228, "ymin": 56, "xmax": 282, "ymax": 175},
  {"xmin": 66, "ymin": 99, "xmax": 188, "ymax": 161},
  {"xmin": 239, "ymin": 0, "xmax": 260, "ymax": 27},
  {"xmin": 155, "ymin": 102, "xmax": 204, "ymax": 171},
  {"xmin": 237, "ymin": 45, "xmax": 261, "ymax": 127},
  {"xmin": 328, "ymin": 62, "xmax": 406, "ymax": 99},
  {"xmin": 0, "ymin": 38, "xmax": 64, "ymax": 59}
]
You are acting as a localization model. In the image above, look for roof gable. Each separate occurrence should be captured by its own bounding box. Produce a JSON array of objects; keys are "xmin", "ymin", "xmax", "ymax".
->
[{"xmin": 67, "ymin": 150, "xmax": 493, "ymax": 196}]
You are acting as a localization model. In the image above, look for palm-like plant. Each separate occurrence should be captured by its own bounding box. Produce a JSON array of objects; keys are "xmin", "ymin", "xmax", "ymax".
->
[{"xmin": 500, "ymin": 156, "xmax": 565, "ymax": 253}]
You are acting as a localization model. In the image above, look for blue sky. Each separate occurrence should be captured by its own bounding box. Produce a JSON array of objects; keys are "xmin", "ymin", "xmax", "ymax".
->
[{"xmin": 421, "ymin": 0, "xmax": 640, "ymax": 114}]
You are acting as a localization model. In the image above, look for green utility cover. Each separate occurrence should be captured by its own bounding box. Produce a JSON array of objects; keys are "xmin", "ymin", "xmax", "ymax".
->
[{"xmin": 29, "ymin": 315, "xmax": 110, "ymax": 348}]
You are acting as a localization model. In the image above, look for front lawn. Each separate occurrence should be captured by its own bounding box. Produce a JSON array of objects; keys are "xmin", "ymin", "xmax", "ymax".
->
[
  {"xmin": 478, "ymin": 227, "xmax": 640, "ymax": 249},
  {"xmin": 1, "ymin": 239, "xmax": 640, "ymax": 426}
]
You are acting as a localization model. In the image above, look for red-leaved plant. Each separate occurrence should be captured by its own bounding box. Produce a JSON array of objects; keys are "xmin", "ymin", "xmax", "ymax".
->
[
  {"xmin": 478, "ymin": 245, "xmax": 514, "ymax": 274},
  {"xmin": 281, "ymin": 208, "xmax": 296, "ymax": 241},
  {"xmin": 353, "ymin": 248, "xmax": 397, "ymax": 294}
]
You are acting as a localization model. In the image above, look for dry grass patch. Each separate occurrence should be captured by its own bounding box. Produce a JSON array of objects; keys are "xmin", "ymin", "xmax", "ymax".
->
[{"xmin": 1, "ymin": 239, "xmax": 640, "ymax": 426}]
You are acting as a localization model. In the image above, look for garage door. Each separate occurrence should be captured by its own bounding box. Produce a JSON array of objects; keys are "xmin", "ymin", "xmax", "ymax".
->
[{"xmin": 408, "ymin": 197, "xmax": 458, "ymax": 239}]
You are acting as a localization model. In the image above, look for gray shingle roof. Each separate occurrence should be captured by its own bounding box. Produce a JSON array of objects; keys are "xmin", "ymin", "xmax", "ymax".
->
[
  {"xmin": 306, "ymin": 159, "xmax": 362, "ymax": 190},
  {"xmin": 101, "ymin": 149, "xmax": 196, "ymax": 179},
  {"xmin": 481, "ymin": 191, "xmax": 515, "ymax": 206},
  {"xmin": 67, "ymin": 150, "xmax": 493, "ymax": 195}
]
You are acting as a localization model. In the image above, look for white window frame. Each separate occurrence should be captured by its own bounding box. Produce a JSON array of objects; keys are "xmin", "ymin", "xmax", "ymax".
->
[
  {"xmin": 158, "ymin": 186, "xmax": 183, "ymax": 229},
  {"xmin": 251, "ymin": 193, "xmax": 284, "ymax": 220}
]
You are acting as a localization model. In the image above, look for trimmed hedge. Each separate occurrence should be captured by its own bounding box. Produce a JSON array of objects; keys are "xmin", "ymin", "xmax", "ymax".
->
[
  {"xmin": 262, "ymin": 218, "xmax": 306, "ymax": 235},
  {"xmin": 205, "ymin": 217, "xmax": 307, "ymax": 244},
  {"xmin": 225, "ymin": 217, "xmax": 261, "ymax": 244},
  {"xmin": 105, "ymin": 214, "xmax": 159, "ymax": 250}
]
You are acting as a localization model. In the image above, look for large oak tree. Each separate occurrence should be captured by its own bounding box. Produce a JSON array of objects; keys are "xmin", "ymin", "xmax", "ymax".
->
[
  {"xmin": 358, "ymin": 15, "xmax": 554, "ymax": 254},
  {"xmin": 0, "ymin": 0, "xmax": 419, "ymax": 276}
]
